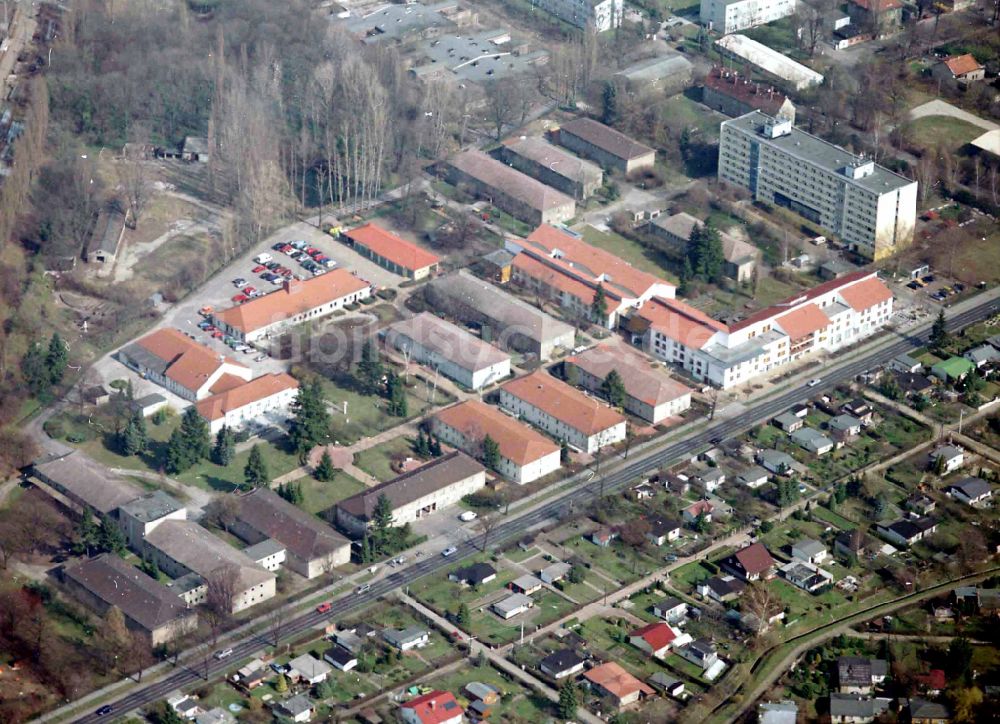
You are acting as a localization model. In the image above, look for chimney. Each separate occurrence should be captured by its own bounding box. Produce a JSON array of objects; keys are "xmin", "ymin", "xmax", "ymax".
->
[{"xmin": 284, "ymin": 279, "xmax": 303, "ymax": 295}]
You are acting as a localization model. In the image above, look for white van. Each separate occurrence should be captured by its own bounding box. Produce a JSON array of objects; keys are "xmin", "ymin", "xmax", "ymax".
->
[{"xmin": 254, "ymin": 253, "xmax": 272, "ymax": 264}]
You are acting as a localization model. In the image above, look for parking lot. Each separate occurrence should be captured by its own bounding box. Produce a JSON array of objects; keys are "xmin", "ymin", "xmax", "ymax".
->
[{"xmin": 92, "ymin": 218, "xmax": 407, "ymax": 400}]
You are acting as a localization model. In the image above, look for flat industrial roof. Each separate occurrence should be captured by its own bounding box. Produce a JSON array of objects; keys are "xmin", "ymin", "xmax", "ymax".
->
[
  {"xmin": 723, "ymin": 112, "xmax": 914, "ymax": 195},
  {"xmin": 715, "ymin": 34, "xmax": 824, "ymax": 89}
]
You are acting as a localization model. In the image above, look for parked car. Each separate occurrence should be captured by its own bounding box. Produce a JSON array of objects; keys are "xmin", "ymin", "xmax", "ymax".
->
[
  {"xmin": 291, "ymin": 240, "xmax": 308, "ymax": 250},
  {"xmin": 232, "ymin": 278, "xmax": 247, "ymax": 288},
  {"xmin": 265, "ymin": 261, "xmax": 280, "ymax": 270},
  {"xmin": 254, "ymin": 253, "xmax": 272, "ymax": 264},
  {"xmin": 252, "ymin": 264, "xmax": 266, "ymax": 273},
  {"xmin": 442, "ymin": 546, "xmax": 458, "ymax": 557},
  {"xmin": 356, "ymin": 584, "xmax": 371, "ymax": 594},
  {"xmin": 459, "ymin": 511, "xmax": 477, "ymax": 522},
  {"xmin": 95, "ymin": 705, "xmax": 114, "ymax": 717},
  {"xmin": 231, "ymin": 294, "xmax": 248, "ymax": 303}
]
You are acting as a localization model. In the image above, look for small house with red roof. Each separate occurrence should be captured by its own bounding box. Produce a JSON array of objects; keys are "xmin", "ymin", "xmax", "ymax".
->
[
  {"xmin": 399, "ymin": 690, "xmax": 464, "ymax": 724},
  {"xmin": 721, "ymin": 542, "xmax": 776, "ymax": 582},
  {"xmin": 683, "ymin": 499, "xmax": 715, "ymax": 524},
  {"xmin": 933, "ymin": 54, "xmax": 986, "ymax": 86},
  {"xmin": 629, "ymin": 622, "xmax": 679, "ymax": 658}
]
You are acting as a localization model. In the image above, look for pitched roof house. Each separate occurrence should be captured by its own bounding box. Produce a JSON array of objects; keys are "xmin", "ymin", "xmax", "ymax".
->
[{"xmin": 721, "ymin": 542, "xmax": 776, "ymax": 581}]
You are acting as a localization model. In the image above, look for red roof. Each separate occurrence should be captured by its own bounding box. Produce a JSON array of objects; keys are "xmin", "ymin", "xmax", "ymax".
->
[
  {"xmin": 776, "ymin": 303, "xmax": 829, "ymax": 340},
  {"xmin": 839, "ymin": 276, "xmax": 893, "ymax": 311},
  {"xmin": 345, "ymin": 222, "xmax": 440, "ymax": 272},
  {"xmin": 685, "ymin": 500, "xmax": 714, "ymax": 516},
  {"xmin": 630, "ymin": 622, "xmax": 677, "ymax": 651},
  {"xmin": 733, "ymin": 542, "xmax": 775, "ymax": 576},
  {"xmin": 639, "ymin": 296, "xmax": 725, "ymax": 349},
  {"xmin": 915, "ymin": 669, "xmax": 946, "ymax": 691},
  {"xmin": 400, "ymin": 691, "xmax": 464, "ymax": 724},
  {"xmin": 729, "ymin": 270, "xmax": 876, "ymax": 331},
  {"xmin": 501, "ymin": 370, "xmax": 625, "ymax": 436},
  {"xmin": 196, "ymin": 373, "xmax": 299, "ymax": 423}
]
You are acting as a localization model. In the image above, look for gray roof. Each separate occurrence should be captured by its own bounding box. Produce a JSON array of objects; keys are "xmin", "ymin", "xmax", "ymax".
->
[
  {"xmin": 63, "ymin": 554, "xmax": 194, "ymax": 633},
  {"xmin": 933, "ymin": 444, "xmax": 964, "ymax": 460},
  {"xmin": 119, "ymin": 340, "xmax": 170, "ymax": 376},
  {"xmin": 724, "ymin": 112, "xmax": 914, "ymax": 195},
  {"xmin": 182, "ymin": 136, "xmax": 209, "ymax": 155},
  {"xmin": 465, "ymin": 681, "xmax": 500, "ymax": 701},
  {"xmin": 119, "ymin": 490, "xmax": 185, "ymax": 523},
  {"xmin": 345, "ymin": 1, "xmax": 454, "ymax": 43},
  {"xmin": 774, "ymin": 411, "xmax": 800, "ymax": 428},
  {"xmin": 830, "ymin": 694, "xmax": 890, "ymax": 719},
  {"xmin": 909, "ymin": 698, "xmax": 950, "ymax": 719},
  {"xmin": 512, "ymin": 573, "xmax": 543, "ymax": 590},
  {"xmin": 287, "ymin": 654, "xmax": 332, "ymax": 680},
  {"xmin": 540, "ymin": 648, "xmax": 585, "ymax": 673},
  {"xmin": 417, "ymin": 30, "xmax": 548, "ymax": 82},
  {"xmin": 275, "ymin": 694, "xmax": 314, "ymax": 717},
  {"xmin": 651, "ymin": 212, "xmax": 699, "ymax": 241},
  {"xmin": 425, "ymin": 270, "xmax": 575, "ymax": 350},
  {"xmin": 448, "ymin": 149, "xmax": 574, "ymax": 212},
  {"xmin": 966, "ymin": 344, "xmax": 1000, "ymax": 365},
  {"xmin": 383, "ymin": 626, "xmax": 428, "ymax": 647},
  {"xmin": 568, "ymin": 346, "xmax": 691, "ymax": 407},
  {"xmin": 828, "ymin": 413, "xmax": 861, "ymax": 431},
  {"xmin": 792, "ymin": 539, "xmax": 826, "ymax": 557},
  {"xmin": 560, "ymin": 117, "xmax": 655, "ymax": 162},
  {"xmin": 145, "ymin": 520, "xmax": 275, "ymax": 593},
  {"xmin": 501, "ymin": 136, "xmax": 603, "ymax": 186},
  {"xmin": 493, "ymin": 592, "xmax": 533, "ymax": 615},
  {"xmin": 132, "ymin": 393, "xmax": 168, "ymax": 410},
  {"xmin": 90, "ymin": 206, "xmax": 126, "ymax": 255},
  {"xmin": 951, "ymin": 476, "xmax": 991, "ymax": 499},
  {"xmin": 384, "ymin": 311, "xmax": 510, "ymax": 373},
  {"xmin": 737, "ymin": 465, "xmax": 769, "ymax": 483},
  {"xmin": 242, "ymin": 538, "xmax": 286, "ymax": 561},
  {"xmin": 614, "ymin": 53, "xmax": 692, "ymax": 84},
  {"xmin": 337, "ymin": 451, "xmax": 485, "ymax": 522},
  {"xmin": 759, "ymin": 449, "xmax": 795, "ymax": 468},
  {"xmin": 656, "ymin": 596, "xmax": 685, "ymax": 611},
  {"xmin": 649, "ymin": 671, "xmax": 683, "ymax": 690},
  {"xmin": 758, "ymin": 700, "xmax": 798, "ymax": 724},
  {"xmin": 482, "ymin": 248, "xmax": 516, "ymax": 267},
  {"xmin": 791, "ymin": 427, "xmax": 834, "ymax": 450},
  {"xmin": 236, "ymin": 487, "xmax": 349, "ymax": 563},
  {"xmin": 540, "ymin": 561, "xmax": 571, "ymax": 580},
  {"xmin": 31, "ymin": 451, "xmax": 142, "ymax": 515}
]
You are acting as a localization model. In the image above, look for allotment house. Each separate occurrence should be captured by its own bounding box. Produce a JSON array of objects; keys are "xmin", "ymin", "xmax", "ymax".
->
[
  {"xmin": 499, "ymin": 370, "xmax": 627, "ymax": 453},
  {"xmin": 336, "ymin": 452, "xmax": 487, "ymax": 537},
  {"xmin": 382, "ymin": 312, "xmax": 511, "ymax": 391}
]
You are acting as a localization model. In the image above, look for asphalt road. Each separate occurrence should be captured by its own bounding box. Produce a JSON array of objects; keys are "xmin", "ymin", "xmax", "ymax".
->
[{"xmin": 75, "ymin": 292, "xmax": 1000, "ymax": 723}]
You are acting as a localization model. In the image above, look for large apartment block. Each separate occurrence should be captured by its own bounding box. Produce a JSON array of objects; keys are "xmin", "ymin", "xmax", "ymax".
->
[
  {"xmin": 499, "ymin": 370, "xmax": 626, "ymax": 454},
  {"xmin": 635, "ymin": 270, "xmax": 893, "ymax": 389},
  {"xmin": 533, "ymin": 0, "xmax": 623, "ymax": 31},
  {"xmin": 718, "ymin": 112, "xmax": 917, "ymax": 260},
  {"xmin": 700, "ymin": 0, "xmax": 797, "ymax": 34}
]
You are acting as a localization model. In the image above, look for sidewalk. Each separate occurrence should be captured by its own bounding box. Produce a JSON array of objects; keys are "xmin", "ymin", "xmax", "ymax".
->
[{"xmin": 398, "ymin": 592, "xmax": 605, "ymax": 724}]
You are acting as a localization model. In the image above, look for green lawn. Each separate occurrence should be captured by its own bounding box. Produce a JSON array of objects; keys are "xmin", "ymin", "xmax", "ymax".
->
[
  {"xmin": 902, "ymin": 115, "xmax": 983, "ymax": 153},
  {"xmin": 562, "ymin": 535, "xmax": 660, "ymax": 585},
  {"xmin": 811, "ymin": 505, "xmax": 857, "ymax": 531},
  {"xmin": 578, "ymin": 225, "xmax": 679, "ymax": 283},
  {"xmin": 668, "ymin": 561, "xmax": 713, "ymax": 592},
  {"xmin": 319, "ymin": 375, "xmax": 454, "ymax": 446},
  {"xmin": 353, "ymin": 436, "xmax": 423, "ymax": 482},
  {"xmin": 292, "ymin": 472, "xmax": 367, "ymax": 515}
]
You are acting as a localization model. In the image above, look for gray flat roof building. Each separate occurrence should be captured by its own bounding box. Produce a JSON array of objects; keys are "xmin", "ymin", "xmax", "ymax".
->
[
  {"xmin": 613, "ymin": 54, "xmax": 693, "ymax": 92},
  {"xmin": 344, "ymin": 1, "xmax": 455, "ymax": 44},
  {"xmin": 424, "ymin": 270, "xmax": 575, "ymax": 359},
  {"xmin": 414, "ymin": 30, "xmax": 548, "ymax": 83}
]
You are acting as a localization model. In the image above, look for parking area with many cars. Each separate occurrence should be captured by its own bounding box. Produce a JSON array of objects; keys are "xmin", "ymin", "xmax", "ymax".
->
[{"xmin": 92, "ymin": 220, "xmax": 408, "ymax": 403}]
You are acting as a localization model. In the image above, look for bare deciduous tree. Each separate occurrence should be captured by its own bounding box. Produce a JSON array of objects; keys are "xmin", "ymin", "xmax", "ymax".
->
[
  {"xmin": 205, "ymin": 562, "xmax": 240, "ymax": 617},
  {"xmin": 742, "ymin": 581, "xmax": 782, "ymax": 636}
]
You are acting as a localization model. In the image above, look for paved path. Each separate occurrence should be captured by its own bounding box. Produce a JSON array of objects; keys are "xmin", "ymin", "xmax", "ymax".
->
[
  {"xmin": 398, "ymin": 592, "xmax": 605, "ymax": 724},
  {"xmin": 907, "ymin": 100, "xmax": 1000, "ymax": 132},
  {"xmin": 845, "ymin": 629, "xmax": 989, "ymax": 645}
]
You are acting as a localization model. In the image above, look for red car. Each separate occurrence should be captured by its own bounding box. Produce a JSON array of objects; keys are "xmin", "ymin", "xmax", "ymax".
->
[
  {"xmin": 212, "ymin": 330, "xmax": 224, "ymax": 339},
  {"xmin": 231, "ymin": 294, "xmax": 248, "ymax": 303},
  {"xmin": 252, "ymin": 265, "xmax": 266, "ymax": 273},
  {"xmin": 315, "ymin": 602, "xmax": 332, "ymax": 614},
  {"xmin": 279, "ymin": 269, "xmax": 293, "ymax": 277},
  {"xmin": 306, "ymin": 247, "xmax": 319, "ymax": 256},
  {"xmin": 244, "ymin": 286, "xmax": 258, "ymax": 295}
]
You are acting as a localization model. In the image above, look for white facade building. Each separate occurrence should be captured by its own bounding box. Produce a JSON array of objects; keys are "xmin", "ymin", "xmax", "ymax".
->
[
  {"xmin": 534, "ymin": 0, "xmax": 623, "ymax": 31},
  {"xmin": 499, "ymin": 370, "xmax": 626, "ymax": 453},
  {"xmin": 382, "ymin": 312, "xmax": 511, "ymax": 391},
  {"xmin": 719, "ymin": 112, "xmax": 917, "ymax": 259},
  {"xmin": 637, "ymin": 271, "xmax": 893, "ymax": 389},
  {"xmin": 116, "ymin": 491, "xmax": 188, "ymax": 550},
  {"xmin": 195, "ymin": 373, "xmax": 300, "ymax": 435},
  {"xmin": 432, "ymin": 400, "xmax": 561, "ymax": 485},
  {"xmin": 701, "ymin": 0, "xmax": 797, "ymax": 34}
]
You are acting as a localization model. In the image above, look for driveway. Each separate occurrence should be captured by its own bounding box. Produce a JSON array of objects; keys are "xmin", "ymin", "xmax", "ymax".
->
[{"xmin": 907, "ymin": 99, "xmax": 999, "ymax": 131}]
